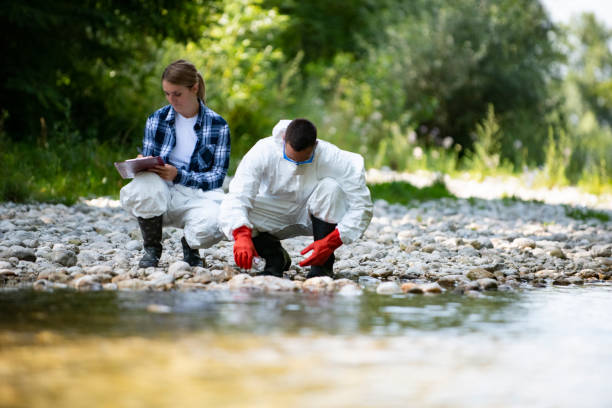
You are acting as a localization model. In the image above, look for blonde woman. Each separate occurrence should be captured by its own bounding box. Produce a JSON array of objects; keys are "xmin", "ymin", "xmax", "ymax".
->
[{"xmin": 120, "ymin": 59, "xmax": 230, "ymax": 268}]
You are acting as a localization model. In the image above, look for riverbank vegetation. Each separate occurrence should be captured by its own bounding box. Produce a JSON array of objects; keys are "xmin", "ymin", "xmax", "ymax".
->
[{"xmin": 1, "ymin": 0, "xmax": 611, "ymax": 204}]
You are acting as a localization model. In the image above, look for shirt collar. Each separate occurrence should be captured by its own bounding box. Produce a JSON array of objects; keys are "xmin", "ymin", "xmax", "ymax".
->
[{"xmin": 164, "ymin": 99, "xmax": 207, "ymax": 127}]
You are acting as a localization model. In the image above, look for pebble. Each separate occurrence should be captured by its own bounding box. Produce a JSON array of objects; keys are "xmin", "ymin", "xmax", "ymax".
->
[{"xmin": 0, "ymin": 172, "xmax": 610, "ymax": 296}]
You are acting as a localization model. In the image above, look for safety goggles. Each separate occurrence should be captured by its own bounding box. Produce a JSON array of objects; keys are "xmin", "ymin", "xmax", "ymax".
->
[{"xmin": 283, "ymin": 142, "xmax": 316, "ymax": 165}]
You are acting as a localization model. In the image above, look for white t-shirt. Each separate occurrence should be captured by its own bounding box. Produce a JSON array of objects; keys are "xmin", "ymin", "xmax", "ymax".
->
[{"xmin": 168, "ymin": 112, "xmax": 198, "ymax": 170}]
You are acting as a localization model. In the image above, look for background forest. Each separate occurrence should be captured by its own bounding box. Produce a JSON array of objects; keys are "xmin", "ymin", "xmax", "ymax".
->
[{"xmin": 1, "ymin": 0, "xmax": 611, "ymax": 203}]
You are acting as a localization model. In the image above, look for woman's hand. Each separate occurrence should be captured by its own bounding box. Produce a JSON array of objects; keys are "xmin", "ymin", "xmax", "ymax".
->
[{"xmin": 149, "ymin": 164, "xmax": 178, "ymax": 181}]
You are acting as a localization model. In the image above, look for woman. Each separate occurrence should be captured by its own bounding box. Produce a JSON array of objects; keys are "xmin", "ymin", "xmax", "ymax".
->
[{"xmin": 120, "ymin": 59, "xmax": 230, "ymax": 268}]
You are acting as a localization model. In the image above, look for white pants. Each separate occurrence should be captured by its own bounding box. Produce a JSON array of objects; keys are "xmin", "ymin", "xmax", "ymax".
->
[
  {"xmin": 119, "ymin": 172, "xmax": 225, "ymax": 249},
  {"xmin": 250, "ymin": 178, "xmax": 347, "ymax": 239}
]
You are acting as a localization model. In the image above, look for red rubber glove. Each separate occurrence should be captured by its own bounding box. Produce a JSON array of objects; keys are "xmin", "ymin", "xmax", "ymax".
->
[
  {"xmin": 232, "ymin": 226, "xmax": 258, "ymax": 269},
  {"xmin": 299, "ymin": 228, "xmax": 343, "ymax": 267}
]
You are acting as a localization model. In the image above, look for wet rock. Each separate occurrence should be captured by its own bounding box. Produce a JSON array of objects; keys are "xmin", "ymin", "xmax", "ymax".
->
[
  {"xmin": 553, "ymin": 277, "xmax": 571, "ymax": 286},
  {"xmin": 567, "ymin": 276, "xmax": 584, "ymax": 285},
  {"xmin": 421, "ymin": 283, "xmax": 443, "ymax": 294},
  {"xmin": 146, "ymin": 304, "xmax": 172, "ymax": 314},
  {"xmin": 302, "ymin": 276, "xmax": 335, "ymax": 293},
  {"xmin": 376, "ymin": 281, "xmax": 402, "ymax": 295},
  {"xmin": 358, "ymin": 276, "xmax": 381, "ymax": 290},
  {"xmin": 437, "ymin": 274, "xmax": 465, "ymax": 288},
  {"xmin": 117, "ymin": 279, "xmax": 149, "ymax": 290},
  {"xmin": 33, "ymin": 279, "xmax": 52, "ymax": 291},
  {"xmin": 0, "ymin": 269, "xmax": 18, "ymax": 277},
  {"xmin": 71, "ymin": 275, "xmax": 102, "ymax": 291},
  {"xmin": 477, "ymin": 278, "xmax": 498, "ymax": 290},
  {"xmin": 337, "ymin": 284, "xmax": 363, "ymax": 296},
  {"xmin": 400, "ymin": 282, "xmax": 423, "ymax": 294}
]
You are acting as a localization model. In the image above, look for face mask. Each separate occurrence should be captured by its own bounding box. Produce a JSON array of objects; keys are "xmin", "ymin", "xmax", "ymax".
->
[{"xmin": 283, "ymin": 143, "xmax": 315, "ymax": 165}]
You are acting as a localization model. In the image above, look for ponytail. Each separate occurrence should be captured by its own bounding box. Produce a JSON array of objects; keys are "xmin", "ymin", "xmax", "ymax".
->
[{"xmin": 196, "ymin": 72, "xmax": 206, "ymax": 104}]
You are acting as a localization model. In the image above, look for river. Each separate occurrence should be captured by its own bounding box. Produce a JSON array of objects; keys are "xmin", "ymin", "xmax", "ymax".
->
[{"xmin": 1, "ymin": 284, "xmax": 611, "ymax": 407}]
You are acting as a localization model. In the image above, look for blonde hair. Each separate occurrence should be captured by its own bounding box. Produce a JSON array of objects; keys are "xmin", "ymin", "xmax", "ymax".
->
[{"xmin": 161, "ymin": 59, "xmax": 206, "ymax": 104}]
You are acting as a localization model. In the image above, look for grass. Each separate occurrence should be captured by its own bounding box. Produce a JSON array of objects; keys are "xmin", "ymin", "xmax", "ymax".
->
[
  {"xmin": 368, "ymin": 179, "xmax": 456, "ymax": 205},
  {"xmin": 563, "ymin": 205, "xmax": 610, "ymax": 222},
  {"xmin": 0, "ymin": 134, "xmax": 134, "ymax": 205},
  {"xmin": 500, "ymin": 194, "xmax": 544, "ymax": 206}
]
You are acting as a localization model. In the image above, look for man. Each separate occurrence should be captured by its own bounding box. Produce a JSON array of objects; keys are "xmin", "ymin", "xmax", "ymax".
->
[{"xmin": 219, "ymin": 118, "xmax": 372, "ymax": 278}]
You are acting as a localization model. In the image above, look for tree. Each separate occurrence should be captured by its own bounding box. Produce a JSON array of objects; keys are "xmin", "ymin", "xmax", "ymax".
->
[{"xmin": 0, "ymin": 0, "xmax": 213, "ymax": 140}]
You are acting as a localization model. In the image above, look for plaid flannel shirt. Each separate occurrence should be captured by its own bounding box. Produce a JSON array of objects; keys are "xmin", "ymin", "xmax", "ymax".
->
[{"xmin": 142, "ymin": 100, "xmax": 230, "ymax": 191}]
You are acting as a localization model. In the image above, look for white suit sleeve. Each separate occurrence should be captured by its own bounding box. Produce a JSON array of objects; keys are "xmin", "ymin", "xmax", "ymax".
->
[
  {"xmin": 320, "ymin": 147, "xmax": 373, "ymax": 244},
  {"xmin": 218, "ymin": 144, "xmax": 264, "ymax": 239}
]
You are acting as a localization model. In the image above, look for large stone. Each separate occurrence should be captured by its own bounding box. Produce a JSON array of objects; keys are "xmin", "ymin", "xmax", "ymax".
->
[
  {"xmin": 117, "ymin": 279, "xmax": 150, "ymax": 290},
  {"xmin": 513, "ymin": 238, "xmax": 536, "ymax": 250},
  {"xmin": 477, "ymin": 278, "xmax": 498, "ymax": 290},
  {"xmin": 148, "ymin": 272, "xmax": 175, "ymax": 289},
  {"xmin": 302, "ymin": 276, "xmax": 335, "ymax": 293},
  {"xmin": 401, "ymin": 279, "xmax": 423, "ymax": 292},
  {"xmin": 591, "ymin": 245, "xmax": 612, "ymax": 258},
  {"xmin": 437, "ymin": 274, "xmax": 465, "ymax": 288},
  {"xmin": 549, "ymin": 248, "xmax": 567, "ymax": 259},
  {"xmin": 52, "ymin": 250, "xmax": 77, "ymax": 267},
  {"xmin": 168, "ymin": 261, "xmax": 191, "ymax": 277},
  {"xmin": 466, "ymin": 268, "xmax": 495, "ymax": 281},
  {"xmin": 9, "ymin": 246, "xmax": 36, "ymax": 262},
  {"xmin": 376, "ymin": 281, "xmax": 402, "ymax": 295}
]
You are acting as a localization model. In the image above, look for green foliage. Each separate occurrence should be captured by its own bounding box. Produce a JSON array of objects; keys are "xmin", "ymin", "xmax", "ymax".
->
[
  {"xmin": 464, "ymin": 105, "xmax": 502, "ymax": 178},
  {"xmin": 365, "ymin": 0, "xmax": 561, "ymax": 150},
  {"xmin": 0, "ymin": 0, "xmax": 214, "ymax": 140},
  {"xmin": 368, "ymin": 180, "xmax": 456, "ymax": 205},
  {"xmin": 0, "ymin": 126, "xmax": 132, "ymax": 204},
  {"xmin": 563, "ymin": 205, "xmax": 610, "ymax": 222},
  {"xmin": 1, "ymin": 0, "xmax": 611, "ymax": 204},
  {"xmin": 537, "ymin": 126, "xmax": 572, "ymax": 188}
]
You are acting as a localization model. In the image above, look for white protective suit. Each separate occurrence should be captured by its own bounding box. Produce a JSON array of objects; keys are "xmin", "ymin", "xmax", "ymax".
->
[
  {"xmin": 219, "ymin": 120, "xmax": 373, "ymax": 243},
  {"xmin": 120, "ymin": 172, "xmax": 225, "ymax": 249}
]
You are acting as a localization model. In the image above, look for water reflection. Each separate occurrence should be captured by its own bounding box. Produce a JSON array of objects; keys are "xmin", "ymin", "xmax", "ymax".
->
[
  {"xmin": 0, "ymin": 289, "xmax": 522, "ymax": 337},
  {"xmin": 1, "ymin": 286, "xmax": 611, "ymax": 407}
]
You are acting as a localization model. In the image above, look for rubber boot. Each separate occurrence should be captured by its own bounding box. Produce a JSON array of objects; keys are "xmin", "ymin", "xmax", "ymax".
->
[
  {"xmin": 252, "ymin": 232, "xmax": 291, "ymax": 277},
  {"xmin": 137, "ymin": 215, "xmax": 163, "ymax": 268},
  {"xmin": 181, "ymin": 236, "xmax": 203, "ymax": 267},
  {"xmin": 306, "ymin": 215, "xmax": 337, "ymax": 279}
]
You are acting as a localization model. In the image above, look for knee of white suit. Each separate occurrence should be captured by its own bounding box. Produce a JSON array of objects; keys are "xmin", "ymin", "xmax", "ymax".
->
[
  {"xmin": 184, "ymin": 222, "xmax": 224, "ymax": 249},
  {"xmin": 119, "ymin": 172, "xmax": 170, "ymax": 219},
  {"xmin": 307, "ymin": 177, "xmax": 347, "ymax": 224}
]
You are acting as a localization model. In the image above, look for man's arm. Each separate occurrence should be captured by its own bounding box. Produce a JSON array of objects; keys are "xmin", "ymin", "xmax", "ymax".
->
[
  {"xmin": 218, "ymin": 142, "xmax": 265, "ymax": 238},
  {"xmin": 322, "ymin": 148, "xmax": 373, "ymax": 244}
]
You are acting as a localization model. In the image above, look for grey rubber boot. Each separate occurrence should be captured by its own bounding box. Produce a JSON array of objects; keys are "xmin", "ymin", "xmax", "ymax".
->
[
  {"xmin": 137, "ymin": 215, "xmax": 163, "ymax": 268},
  {"xmin": 252, "ymin": 232, "xmax": 291, "ymax": 277},
  {"xmin": 181, "ymin": 236, "xmax": 203, "ymax": 267},
  {"xmin": 306, "ymin": 215, "xmax": 337, "ymax": 279}
]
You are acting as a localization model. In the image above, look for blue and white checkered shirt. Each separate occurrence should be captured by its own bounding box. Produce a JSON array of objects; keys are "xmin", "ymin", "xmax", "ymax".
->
[{"xmin": 141, "ymin": 100, "xmax": 230, "ymax": 191}]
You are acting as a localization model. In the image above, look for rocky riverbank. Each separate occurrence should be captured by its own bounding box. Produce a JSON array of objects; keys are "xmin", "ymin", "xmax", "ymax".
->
[{"xmin": 1, "ymin": 173, "xmax": 611, "ymax": 296}]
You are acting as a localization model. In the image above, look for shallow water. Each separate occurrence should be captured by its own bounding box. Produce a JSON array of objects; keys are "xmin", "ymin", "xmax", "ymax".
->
[{"xmin": 1, "ymin": 285, "xmax": 611, "ymax": 407}]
